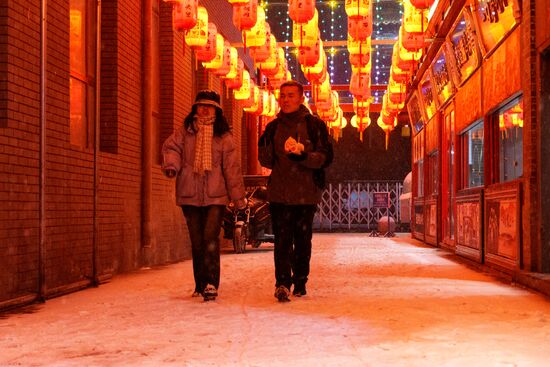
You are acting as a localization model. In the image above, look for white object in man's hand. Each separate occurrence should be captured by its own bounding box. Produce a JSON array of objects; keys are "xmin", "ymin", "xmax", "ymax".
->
[{"xmin": 284, "ymin": 137, "xmax": 304, "ymax": 154}]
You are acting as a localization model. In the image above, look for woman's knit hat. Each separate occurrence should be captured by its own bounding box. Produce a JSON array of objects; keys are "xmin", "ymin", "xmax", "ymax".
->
[{"xmin": 193, "ymin": 90, "xmax": 221, "ymax": 109}]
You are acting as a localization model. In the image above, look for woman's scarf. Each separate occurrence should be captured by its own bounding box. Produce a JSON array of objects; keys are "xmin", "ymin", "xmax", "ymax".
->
[{"xmin": 193, "ymin": 115, "xmax": 216, "ymax": 175}]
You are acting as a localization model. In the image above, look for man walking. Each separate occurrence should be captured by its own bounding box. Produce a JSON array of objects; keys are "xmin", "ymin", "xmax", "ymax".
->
[{"xmin": 258, "ymin": 80, "xmax": 333, "ymax": 302}]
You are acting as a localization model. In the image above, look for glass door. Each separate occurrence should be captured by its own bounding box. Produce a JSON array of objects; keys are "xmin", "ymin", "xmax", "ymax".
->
[{"xmin": 441, "ymin": 107, "xmax": 455, "ymax": 244}]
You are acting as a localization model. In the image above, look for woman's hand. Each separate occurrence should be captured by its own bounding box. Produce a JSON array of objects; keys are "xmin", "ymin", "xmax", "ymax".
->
[{"xmin": 235, "ymin": 198, "xmax": 248, "ymax": 210}]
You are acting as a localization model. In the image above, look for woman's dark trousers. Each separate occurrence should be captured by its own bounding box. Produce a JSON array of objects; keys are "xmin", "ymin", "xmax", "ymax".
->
[
  {"xmin": 181, "ymin": 205, "xmax": 224, "ymax": 293},
  {"xmin": 269, "ymin": 203, "xmax": 317, "ymax": 289}
]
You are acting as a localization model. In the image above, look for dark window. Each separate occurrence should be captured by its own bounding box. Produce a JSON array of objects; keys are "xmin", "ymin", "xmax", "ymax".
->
[
  {"xmin": 460, "ymin": 119, "xmax": 484, "ymax": 188},
  {"xmin": 497, "ymin": 97, "xmax": 523, "ymax": 182}
]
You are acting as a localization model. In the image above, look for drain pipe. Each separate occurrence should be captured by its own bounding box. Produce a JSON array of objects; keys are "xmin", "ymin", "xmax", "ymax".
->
[
  {"xmin": 92, "ymin": 0, "xmax": 102, "ymax": 285},
  {"xmin": 39, "ymin": 0, "xmax": 47, "ymax": 301},
  {"xmin": 142, "ymin": 0, "xmax": 153, "ymax": 250}
]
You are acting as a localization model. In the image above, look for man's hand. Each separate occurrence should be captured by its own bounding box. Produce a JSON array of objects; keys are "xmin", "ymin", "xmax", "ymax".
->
[{"xmin": 287, "ymin": 152, "xmax": 307, "ymax": 161}]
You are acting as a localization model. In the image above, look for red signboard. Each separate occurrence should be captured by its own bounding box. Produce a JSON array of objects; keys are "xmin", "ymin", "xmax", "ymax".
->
[{"xmin": 373, "ymin": 192, "xmax": 390, "ymax": 208}]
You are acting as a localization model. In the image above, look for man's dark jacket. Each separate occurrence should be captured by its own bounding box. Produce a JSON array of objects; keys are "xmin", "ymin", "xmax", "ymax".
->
[{"xmin": 258, "ymin": 105, "xmax": 331, "ymax": 205}]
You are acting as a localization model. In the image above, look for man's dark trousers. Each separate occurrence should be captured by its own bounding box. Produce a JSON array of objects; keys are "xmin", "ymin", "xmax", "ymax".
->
[{"xmin": 269, "ymin": 203, "xmax": 317, "ymax": 289}]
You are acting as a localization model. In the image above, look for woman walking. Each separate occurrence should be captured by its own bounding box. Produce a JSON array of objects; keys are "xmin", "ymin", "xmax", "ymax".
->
[{"xmin": 162, "ymin": 90, "xmax": 246, "ymax": 301}]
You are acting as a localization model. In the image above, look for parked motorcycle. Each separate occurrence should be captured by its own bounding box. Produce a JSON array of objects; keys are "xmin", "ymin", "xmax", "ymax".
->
[{"xmin": 223, "ymin": 175, "xmax": 274, "ymax": 253}]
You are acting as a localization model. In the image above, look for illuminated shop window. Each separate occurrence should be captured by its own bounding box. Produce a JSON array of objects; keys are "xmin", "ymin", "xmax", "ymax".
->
[
  {"xmin": 497, "ymin": 97, "xmax": 523, "ymax": 182},
  {"xmin": 461, "ymin": 119, "xmax": 484, "ymax": 188},
  {"xmin": 69, "ymin": 0, "xmax": 95, "ymax": 148}
]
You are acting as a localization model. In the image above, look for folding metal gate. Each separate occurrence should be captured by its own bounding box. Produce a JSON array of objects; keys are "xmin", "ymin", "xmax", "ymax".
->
[{"xmin": 314, "ymin": 181, "xmax": 403, "ymax": 231}]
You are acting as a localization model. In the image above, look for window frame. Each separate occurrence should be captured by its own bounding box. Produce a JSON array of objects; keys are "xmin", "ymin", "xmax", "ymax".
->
[
  {"xmin": 459, "ymin": 118, "xmax": 484, "ymax": 189},
  {"xmin": 489, "ymin": 95, "xmax": 524, "ymax": 185},
  {"xmin": 69, "ymin": 0, "xmax": 96, "ymax": 149}
]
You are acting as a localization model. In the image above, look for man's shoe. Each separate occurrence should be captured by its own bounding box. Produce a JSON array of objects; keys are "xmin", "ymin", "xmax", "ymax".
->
[
  {"xmin": 274, "ymin": 285, "xmax": 290, "ymax": 302},
  {"xmin": 292, "ymin": 284, "xmax": 307, "ymax": 297},
  {"xmin": 191, "ymin": 291, "xmax": 202, "ymax": 297},
  {"xmin": 203, "ymin": 284, "xmax": 218, "ymax": 301}
]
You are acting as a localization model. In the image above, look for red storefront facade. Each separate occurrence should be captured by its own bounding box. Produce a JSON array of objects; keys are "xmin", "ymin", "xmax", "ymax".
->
[{"xmin": 408, "ymin": 0, "xmax": 550, "ymax": 282}]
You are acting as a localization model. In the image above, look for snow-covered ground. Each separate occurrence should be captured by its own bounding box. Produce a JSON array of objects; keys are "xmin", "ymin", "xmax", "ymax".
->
[{"xmin": 1, "ymin": 233, "xmax": 549, "ymax": 367}]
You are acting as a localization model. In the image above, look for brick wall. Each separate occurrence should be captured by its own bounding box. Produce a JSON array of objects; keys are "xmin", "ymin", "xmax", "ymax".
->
[
  {"xmin": 44, "ymin": 0, "xmax": 97, "ymax": 294},
  {"xmin": 100, "ymin": 0, "xmax": 119, "ymax": 153},
  {"xmin": 146, "ymin": 0, "xmax": 194, "ymax": 267},
  {"xmin": 0, "ymin": 0, "xmax": 41, "ymax": 303},
  {"xmin": 96, "ymin": 0, "xmax": 144, "ymax": 276},
  {"xmin": 0, "ymin": 0, "xmax": 276, "ymax": 307}
]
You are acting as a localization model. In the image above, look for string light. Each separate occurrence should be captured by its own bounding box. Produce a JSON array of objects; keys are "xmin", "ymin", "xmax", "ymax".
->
[{"xmin": 259, "ymin": 0, "xmax": 403, "ymax": 104}]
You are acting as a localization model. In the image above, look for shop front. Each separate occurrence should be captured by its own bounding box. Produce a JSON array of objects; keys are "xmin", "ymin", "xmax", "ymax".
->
[{"xmin": 408, "ymin": 0, "xmax": 534, "ymax": 274}]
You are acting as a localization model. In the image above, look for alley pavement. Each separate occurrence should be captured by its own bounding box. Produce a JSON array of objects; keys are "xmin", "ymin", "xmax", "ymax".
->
[{"xmin": 1, "ymin": 233, "xmax": 550, "ymax": 367}]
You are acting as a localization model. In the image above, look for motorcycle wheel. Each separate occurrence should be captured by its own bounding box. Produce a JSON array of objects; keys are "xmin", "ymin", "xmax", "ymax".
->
[{"xmin": 233, "ymin": 226, "xmax": 246, "ymax": 254}]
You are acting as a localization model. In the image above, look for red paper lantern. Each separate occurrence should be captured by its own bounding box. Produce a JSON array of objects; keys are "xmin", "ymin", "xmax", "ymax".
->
[
  {"xmin": 212, "ymin": 41, "xmax": 232, "ymax": 76},
  {"xmin": 348, "ymin": 35, "xmax": 371, "ymax": 67},
  {"xmin": 234, "ymin": 70, "xmax": 252, "ymax": 100},
  {"xmin": 349, "ymin": 70, "xmax": 371, "ymax": 98},
  {"xmin": 225, "ymin": 59, "xmax": 244, "ymax": 89},
  {"xmin": 301, "ymin": 50, "xmax": 327, "ymax": 83},
  {"xmin": 297, "ymin": 38, "xmax": 322, "ymax": 67},
  {"xmin": 400, "ymin": 25, "xmax": 425, "ymax": 52},
  {"xmin": 403, "ymin": 1, "xmax": 428, "ymax": 34},
  {"xmin": 345, "ymin": 0, "xmax": 371, "ymax": 18},
  {"xmin": 269, "ymin": 69, "xmax": 290, "ymax": 90},
  {"xmin": 292, "ymin": 9, "xmax": 318, "ymax": 48},
  {"xmin": 261, "ymin": 48, "xmax": 284, "ymax": 77},
  {"xmin": 315, "ymin": 77, "xmax": 332, "ymax": 104},
  {"xmin": 387, "ymin": 76, "xmax": 407, "ymax": 104},
  {"xmin": 240, "ymin": 83, "xmax": 257, "ymax": 109},
  {"xmin": 382, "ymin": 93, "xmax": 403, "ymax": 114},
  {"xmin": 392, "ymin": 42, "xmax": 418, "ymax": 72},
  {"xmin": 194, "ymin": 22, "xmax": 217, "ymax": 62},
  {"xmin": 243, "ymin": 7, "xmax": 267, "ymax": 48},
  {"xmin": 222, "ymin": 48, "xmax": 239, "ymax": 79},
  {"xmin": 289, "ymin": 0, "xmax": 316, "ymax": 23},
  {"xmin": 249, "ymin": 87, "xmax": 266, "ymax": 116},
  {"xmin": 249, "ymin": 28, "xmax": 274, "ymax": 63},
  {"xmin": 351, "ymin": 114, "xmax": 371, "ymax": 130},
  {"xmin": 202, "ymin": 34, "xmax": 225, "ymax": 70},
  {"xmin": 173, "ymin": 0, "xmax": 198, "ymax": 32},
  {"xmin": 315, "ymin": 90, "xmax": 335, "ymax": 112},
  {"xmin": 232, "ymin": 0, "xmax": 258, "ymax": 31},
  {"xmin": 348, "ymin": 15, "xmax": 372, "ymax": 41},
  {"xmin": 410, "ymin": 0, "xmax": 435, "ymax": 9},
  {"xmin": 390, "ymin": 64, "xmax": 409, "ymax": 83},
  {"xmin": 184, "ymin": 6, "xmax": 208, "ymax": 49}
]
